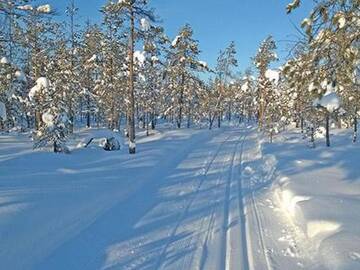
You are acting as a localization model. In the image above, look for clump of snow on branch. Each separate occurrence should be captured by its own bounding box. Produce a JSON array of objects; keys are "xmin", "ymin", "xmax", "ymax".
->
[
  {"xmin": 140, "ymin": 18, "xmax": 150, "ymax": 31},
  {"xmin": 15, "ymin": 70, "xmax": 27, "ymax": 83},
  {"xmin": 313, "ymin": 91, "xmax": 341, "ymax": 113},
  {"xmin": 172, "ymin": 35, "xmax": 181, "ymax": 47},
  {"xmin": 265, "ymin": 69, "xmax": 280, "ymax": 84},
  {"xmin": 37, "ymin": 4, "xmax": 51, "ymax": 13},
  {"xmin": 29, "ymin": 77, "xmax": 50, "ymax": 100},
  {"xmin": 134, "ymin": 51, "xmax": 146, "ymax": 66},
  {"xmin": 0, "ymin": 57, "xmax": 9, "ymax": 64},
  {"xmin": 42, "ymin": 111, "xmax": 55, "ymax": 127},
  {"xmin": 17, "ymin": 5, "xmax": 34, "ymax": 11}
]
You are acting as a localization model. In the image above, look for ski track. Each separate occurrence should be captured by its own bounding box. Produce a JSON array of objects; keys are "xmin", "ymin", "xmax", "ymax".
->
[
  {"xmin": 154, "ymin": 132, "xmax": 234, "ymax": 270},
  {"xmin": 1, "ymin": 127, "xmax": 318, "ymax": 270}
]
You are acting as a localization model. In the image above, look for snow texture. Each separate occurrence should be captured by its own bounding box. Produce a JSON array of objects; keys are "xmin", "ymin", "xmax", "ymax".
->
[{"xmin": 0, "ymin": 126, "xmax": 359, "ymax": 270}]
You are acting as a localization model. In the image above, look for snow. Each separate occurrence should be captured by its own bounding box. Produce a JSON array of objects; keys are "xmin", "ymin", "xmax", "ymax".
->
[
  {"xmin": 87, "ymin": 54, "xmax": 97, "ymax": 63},
  {"xmin": 171, "ymin": 35, "xmax": 181, "ymax": 47},
  {"xmin": 266, "ymin": 128, "xmax": 360, "ymax": 270},
  {"xmin": 29, "ymin": 77, "xmax": 50, "ymax": 100},
  {"xmin": 1, "ymin": 56, "xmax": 9, "ymax": 64},
  {"xmin": 314, "ymin": 91, "xmax": 341, "ymax": 113},
  {"xmin": 42, "ymin": 111, "xmax": 54, "ymax": 127},
  {"xmin": 140, "ymin": 18, "xmax": 150, "ymax": 31},
  {"xmin": 198, "ymin": 60, "xmax": 208, "ymax": 68},
  {"xmin": 151, "ymin": 56, "xmax": 159, "ymax": 62},
  {"xmin": 134, "ymin": 50, "xmax": 146, "ymax": 66},
  {"xmin": 0, "ymin": 125, "xmax": 359, "ymax": 270},
  {"xmin": 15, "ymin": 70, "xmax": 27, "ymax": 83},
  {"xmin": 17, "ymin": 5, "xmax": 34, "ymax": 11},
  {"xmin": 0, "ymin": 101, "xmax": 6, "ymax": 121},
  {"xmin": 265, "ymin": 69, "xmax": 280, "ymax": 84},
  {"xmin": 241, "ymin": 81, "xmax": 249, "ymax": 91},
  {"xmin": 36, "ymin": 4, "xmax": 51, "ymax": 13}
]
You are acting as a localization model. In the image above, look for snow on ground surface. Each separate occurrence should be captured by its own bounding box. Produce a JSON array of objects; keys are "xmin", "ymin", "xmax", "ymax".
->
[
  {"xmin": 0, "ymin": 126, "xmax": 359, "ymax": 270},
  {"xmin": 264, "ymin": 129, "xmax": 360, "ymax": 270}
]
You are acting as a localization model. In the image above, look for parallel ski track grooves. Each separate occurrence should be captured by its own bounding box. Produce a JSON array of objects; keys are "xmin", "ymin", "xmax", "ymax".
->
[
  {"xmin": 250, "ymin": 194, "xmax": 273, "ymax": 270},
  {"xmin": 233, "ymin": 132, "xmax": 250, "ymax": 270},
  {"xmin": 154, "ymin": 132, "xmax": 235, "ymax": 270},
  {"xmin": 247, "ymin": 133, "xmax": 274, "ymax": 270},
  {"xmin": 221, "ymin": 134, "xmax": 244, "ymax": 270},
  {"xmin": 197, "ymin": 133, "xmax": 244, "ymax": 270}
]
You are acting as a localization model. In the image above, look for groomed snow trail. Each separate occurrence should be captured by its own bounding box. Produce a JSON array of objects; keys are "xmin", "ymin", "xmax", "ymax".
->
[{"xmin": 0, "ymin": 127, "xmax": 317, "ymax": 270}]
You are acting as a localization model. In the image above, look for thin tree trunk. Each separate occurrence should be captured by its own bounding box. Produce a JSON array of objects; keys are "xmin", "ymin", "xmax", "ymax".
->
[
  {"xmin": 310, "ymin": 126, "xmax": 315, "ymax": 148},
  {"xmin": 177, "ymin": 72, "xmax": 185, "ymax": 129},
  {"xmin": 151, "ymin": 112, "xmax": 156, "ymax": 130},
  {"xmin": 35, "ymin": 110, "xmax": 42, "ymax": 130},
  {"xmin": 86, "ymin": 94, "xmax": 91, "ymax": 128},
  {"xmin": 146, "ymin": 112, "xmax": 149, "ymax": 136},
  {"xmin": 326, "ymin": 113, "xmax": 330, "ymax": 147},
  {"xmin": 128, "ymin": 6, "xmax": 136, "ymax": 154},
  {"xmin": 300, "ymin": 117, "xmax": 304, "ymax": 134},
  {"xmin": 187, "ymin": 104, "xmax": 191, "ymax": 129},
  {"xmin": 353, "ymin": 115, "xmax": 357, "ymax": 143}
]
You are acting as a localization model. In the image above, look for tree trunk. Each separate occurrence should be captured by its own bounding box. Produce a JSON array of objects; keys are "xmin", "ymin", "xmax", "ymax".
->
[
  {"xmin": 310, "ymin": 126, "xmax": 315, "ymax": 148},
  {"xmin": 35, "ymin": 110, "xmax": 42, "ymax": 130},
  {"xmin": 151, "ymin": 112, "xmax": 156, "ymax": 130},
  {"xmin": 146, "ymin": 112, "xmax": 149, "ymax": 136},
  {"xmin": 325, "ymin": 113, "xmax": 330, "ymax": 147},
  {"xmin": 128, "ymin": 6, "xmax": 136, "ymax": 154},
  {"xmin": 300, "ymin": 117, "xmax": 304, "ymax": 134},
  {"xmin": 86, "ymin": 94, "xmax": 91, "ymax": 128},
  {"xmin": 217, "ymin": 112, "xmax": 221, "ymax": 128},
  {"xmin": 177, "ymin": 72, "xmax": 185, "ymax": 129},
  {"xmin": 209, "ymin": 113, "xmax": 214, "ymax": 130},
  {"xmin": 187, "ymin": 105, "xmax": 191, "ymax": 129},
  {"xmin": 353, "ymin": 116, "xmax": 357, "ymax": 143}
]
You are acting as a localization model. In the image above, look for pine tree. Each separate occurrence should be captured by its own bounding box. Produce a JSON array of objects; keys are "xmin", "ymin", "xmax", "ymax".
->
[
  {"xmin": 253, "ymin": 36, "xmax": 277, "ymax": 129},
  {"xmin": 166, "ymin": 24, "xmax": 207, "ymax": 129},
  {"xmin": 108, "ymin": 0, "xmax": 157, "ymax": 154},
  {"xmin": 215, "ymin": 41, "xmax": 237, "ymax": 127}
]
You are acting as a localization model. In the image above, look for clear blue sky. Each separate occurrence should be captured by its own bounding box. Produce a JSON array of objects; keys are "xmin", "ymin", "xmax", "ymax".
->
[{"xmin": 44, "ymin": 0, "xmax": 313, "ymax": 73}]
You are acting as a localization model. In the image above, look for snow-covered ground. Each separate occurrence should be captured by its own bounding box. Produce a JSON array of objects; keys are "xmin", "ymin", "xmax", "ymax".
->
[
  {"xmin": 0, "ymin": 126, "xmax": 359, "ymax": 270},
  {"xmin": 262, "ymin": 129, "xmax": 360, "ymax": 270}
]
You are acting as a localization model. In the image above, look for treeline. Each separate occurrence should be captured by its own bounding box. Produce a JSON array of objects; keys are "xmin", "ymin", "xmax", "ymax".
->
[{"xmin": 0, "ymin": 0, "xmax": 359, "ymax": 153}]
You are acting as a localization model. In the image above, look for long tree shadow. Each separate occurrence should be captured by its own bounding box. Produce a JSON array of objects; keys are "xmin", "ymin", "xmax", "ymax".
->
[{"xmin": 31, "ymin": 130, "xmax": 241, "ymax": 270}]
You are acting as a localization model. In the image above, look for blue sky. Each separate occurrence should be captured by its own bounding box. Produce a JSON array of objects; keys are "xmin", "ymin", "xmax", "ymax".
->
[{"xmin": 44, "ymin": 0, "xmax": 313, "ymax": 73}]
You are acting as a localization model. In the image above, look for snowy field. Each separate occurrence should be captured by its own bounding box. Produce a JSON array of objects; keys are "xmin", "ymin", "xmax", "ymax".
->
[{"xmin": 0, "ymin": 126, "xmax": 359, "ymax": 270}]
